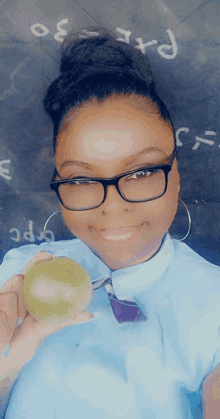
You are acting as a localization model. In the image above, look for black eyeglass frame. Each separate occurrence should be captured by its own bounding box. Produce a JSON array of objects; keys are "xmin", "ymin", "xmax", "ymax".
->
[{"xmin": 50, "ymin": 146, "xmax": 178, "ymax": 211}]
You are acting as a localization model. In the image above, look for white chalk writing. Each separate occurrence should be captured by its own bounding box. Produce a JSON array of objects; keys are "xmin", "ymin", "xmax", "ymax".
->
[
  {"xmin": 9, "ymin": 228, "xmax": 21, "ymax": 242},
  {"xmin": 176, "ymin": 127, "xmax": 190, "ymax": 147},
  {"xmin": 157, "ymin": 29, "xmax": 177, "ymax": 59},
  {"xmin": 30, "ymin": 23, "xmax": 49, "ymax": 37},
  {"xmin": 0, "ymin": 159, "xmax": 11, "ymax": 180},
  {"xmin": 30, "ymin": 19, "xmax": 68, "ymax": 42},
  {"xmin": 175, "ymin": 128, "xmax": 217, "ymax": 150},
  {"xmin": 116, "ymin": 28, "xmax": 178, "ymax": 60},
  {"xmin": 117, "ymin": 27, "xmax": 177, "ymax": 59},
  {"xmin": 9, "ymin": 220, "xmax": 55, "ymax": 243},
  {"xmin": 116, "ymin": 28, "xmax": 131, "ymax": 44},
  {"xmin": 29, "ymin": 21, "xmax": 177, "ymax": 59},
  {"xmin": 205, "ymin": 131, "xmax": 216, "ymax": 136},
  {"xmin": 135, "ymin": 38, "xmax": 158, "ymax": 54},
  {"xmin": 192, "ymin": 135, "xmax": 215, "ymax": 150},
  {"xmin": 54, "ymin": 19, "xmax": 68, "ymax": 42}
]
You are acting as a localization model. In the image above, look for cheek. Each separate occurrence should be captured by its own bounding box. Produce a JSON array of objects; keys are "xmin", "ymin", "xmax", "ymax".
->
[
  {"xmin": 141, "ymin": 167, "xmax": 179, "ymax": 229},
  {"xmin": 61, "ymin": 208, "xmax": 92, "ymax": 236}
]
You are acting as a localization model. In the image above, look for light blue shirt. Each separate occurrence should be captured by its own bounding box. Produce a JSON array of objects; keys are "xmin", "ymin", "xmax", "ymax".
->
[{"xmin": 1, "ymin": 234, "xmax": 220, "ymax": 418}]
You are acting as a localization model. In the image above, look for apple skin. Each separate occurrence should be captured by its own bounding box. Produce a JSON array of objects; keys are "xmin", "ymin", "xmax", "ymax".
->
[{"xmin": 22, "ymin": 257, "xmax": 93, "ymax": 324}]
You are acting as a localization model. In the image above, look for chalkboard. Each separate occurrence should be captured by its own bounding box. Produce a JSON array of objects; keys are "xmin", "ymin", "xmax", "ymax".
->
[{"xmin": 1, "ymin": 0, "xmax": 220, "ymax": 265}]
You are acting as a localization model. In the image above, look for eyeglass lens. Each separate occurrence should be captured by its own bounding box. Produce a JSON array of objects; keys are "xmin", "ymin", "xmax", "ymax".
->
[{"xmin": 58, "ymin": 168, "xmax": 166, "ymax": 210}]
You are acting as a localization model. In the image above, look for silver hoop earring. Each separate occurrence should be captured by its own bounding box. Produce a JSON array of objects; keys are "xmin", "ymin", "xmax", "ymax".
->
[
  {"xmin": 168, "ymin": 198, "xmax": 191, "ymax": 241},
  {"xmin": 43, "ymin": 210, "xmax": 74, "ymax": 241},
  {"xmin": 43, "ymin": 210, "xmax": 62, "ymax": 233},
  {"xmin": 43, "ymin": 209, "xmax": 75, "ymax": 249},
  {"xmin": 43, "ymin": 210, "xmax": 62, "ymax": 248}
]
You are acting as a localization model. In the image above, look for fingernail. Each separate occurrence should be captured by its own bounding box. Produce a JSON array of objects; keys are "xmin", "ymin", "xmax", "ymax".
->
[{"xmin": 41, "ymin": 250, "xmax": 54, "ymax": 255}]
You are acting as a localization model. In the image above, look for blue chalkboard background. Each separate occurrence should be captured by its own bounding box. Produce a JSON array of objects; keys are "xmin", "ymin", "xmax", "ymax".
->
[{"xmin": 0, "ymin": 0, "xmax": 220, "ymax": 266}]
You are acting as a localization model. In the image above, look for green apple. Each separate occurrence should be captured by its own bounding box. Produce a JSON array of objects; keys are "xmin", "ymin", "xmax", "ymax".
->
[{"xmin": 22, "ymin": 257, "xmax": 93, "ymax": 324}]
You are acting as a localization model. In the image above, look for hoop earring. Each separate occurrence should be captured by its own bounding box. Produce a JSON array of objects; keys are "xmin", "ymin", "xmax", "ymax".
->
[
  {"xmin": 168, "ymin": 198, "xmax": 191, "ymax": 241},
  {"xmin": 43, "ymin": 210, "xmax": 62, "ymax": 248},
  {"xmin": 43, "ymin": 210, "xmax": 74, "ymax": 240},
  {"xmin": 43, "ymin": 210, "xmax": 62, "ymax": 233}
]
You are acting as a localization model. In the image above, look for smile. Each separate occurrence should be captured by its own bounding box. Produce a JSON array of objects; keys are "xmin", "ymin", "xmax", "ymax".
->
[{"xmin": 98, "ymin": 223, "xmax": 144, "ymax": 242}]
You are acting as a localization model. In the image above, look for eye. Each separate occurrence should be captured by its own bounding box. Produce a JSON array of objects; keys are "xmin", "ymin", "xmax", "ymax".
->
[
  {"xmin": 127, "ymin": 168, "xmax": 159, "ymax": 180},
  {"xmin": 69, "ymin": 179, "xmax": 96, "ymax": 186}
]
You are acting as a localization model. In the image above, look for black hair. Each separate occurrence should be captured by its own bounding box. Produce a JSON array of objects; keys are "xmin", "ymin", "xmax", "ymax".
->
[{"xmin": 43, "ymin": 26, "xmax": 176, "ymax": 154}]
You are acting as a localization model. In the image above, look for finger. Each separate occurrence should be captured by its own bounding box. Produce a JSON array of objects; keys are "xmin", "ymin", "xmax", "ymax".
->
[
  {"xmin": 0, "ymin": 275, "xmax": 27, "ymax": 320},
  {"xmin": 0, "ymin": 274, "xmax": 24, "ymax": 294},
  {"xmin": 9, "ymin": 313, "xmax": 38, "ymax": 348},
  {"xmin": 0, "ymin": 312, "xmax": 13, "ymax": 350},
  {"xmin": 21, "ymin": 251, "xmax": 53, "ymax": 276},
  {"xmin": 0, "ymin": 293, "xmax": 18, "ymax": 335}
]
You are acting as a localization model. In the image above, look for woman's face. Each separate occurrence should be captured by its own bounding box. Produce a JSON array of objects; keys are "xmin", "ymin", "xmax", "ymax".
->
[{"xmin": 55, "ymin": 96, "xmax": 180, "ymax": 270}]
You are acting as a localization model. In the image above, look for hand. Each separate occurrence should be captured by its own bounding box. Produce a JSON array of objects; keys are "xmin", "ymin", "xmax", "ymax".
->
[
  {"xmin": 0, "ymin": 251, "xmax": 92, "ymax": 363},
  {"xmin": 203, "ymin": 363, "xmax": 220, "ymax": 419}
]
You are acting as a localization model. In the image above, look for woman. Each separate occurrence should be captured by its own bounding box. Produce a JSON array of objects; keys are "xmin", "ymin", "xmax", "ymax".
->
[{"xmin": 0, "ymin": 27, "xmax": 219, "ymax": 418}]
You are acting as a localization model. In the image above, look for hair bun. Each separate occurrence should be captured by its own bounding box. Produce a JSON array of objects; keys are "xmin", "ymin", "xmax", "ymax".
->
[{"xmin": 59, "ymin": 27, "xmax": 155, "ymax": 87}]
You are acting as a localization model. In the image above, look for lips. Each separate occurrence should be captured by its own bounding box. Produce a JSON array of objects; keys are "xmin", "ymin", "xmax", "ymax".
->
[
  {"xmin": 100, "ymin": 225, "xmax": 141, "ymax": 233},
  {"xmin": 98, "ymin": 223, "xmax": 144, "ymax": 242}
]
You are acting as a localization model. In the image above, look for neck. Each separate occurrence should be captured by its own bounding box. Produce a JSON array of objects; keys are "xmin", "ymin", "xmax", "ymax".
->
[
  {"xmin": 90, "ymin": 234, "xmax": 167, "ymax": 271},
  {"xmin": 111, "ymin": 234, "xmax": 166, "ymax": 271}
]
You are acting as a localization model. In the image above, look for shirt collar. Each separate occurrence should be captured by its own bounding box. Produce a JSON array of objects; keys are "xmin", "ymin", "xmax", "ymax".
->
[
  {"xmin": 82, "ymin": 233, "xmax": 174, "ymax": 301},
  {"xmin": 111, "ymin": 233, "xmax": 174, "ymax": 300}
]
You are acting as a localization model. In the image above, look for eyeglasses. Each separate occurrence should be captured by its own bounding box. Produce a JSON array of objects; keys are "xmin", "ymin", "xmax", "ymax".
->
[{"xmin": 50, "ymin": 146, "xmax": 178, "ymax": 211}]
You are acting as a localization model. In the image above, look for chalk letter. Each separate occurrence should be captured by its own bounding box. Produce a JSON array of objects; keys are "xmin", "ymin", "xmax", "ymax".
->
[
  {"xmin": 0, "ymin": 160, "xmax": 11, "ymax": 180},
  {"xmin": 157, "ymin": 29, "xmax": 177, "ymax": 59},
  {"xmin": 116, "ymin": 28, "xmax": 131, "ymax": 44},
  {"xmin": 176, "ymin": 127, "xmax": 190, "ymax": 147},
  {"xmin": 23, "ymin": 221, "xmax": 35, "ymax": 242},
  {"xmin": 30, "ymin": 23, "xmax": 49, "ymax": 37},
  {"xmin": 54, "ymin": 19, "xmax": 68, "ymax": 42},
  {"xmin": 135, "ymin": 38, "xmax": 158, "ymax": 54},
  {"xmin": 9, "ymin": 228, "xmax": 21, "ymax": 242}
]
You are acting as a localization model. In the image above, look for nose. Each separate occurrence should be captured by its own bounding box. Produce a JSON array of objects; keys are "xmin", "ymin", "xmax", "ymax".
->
[{"xmin": 100, "ymin": 184, "xmax": 132, "ymax": 212}]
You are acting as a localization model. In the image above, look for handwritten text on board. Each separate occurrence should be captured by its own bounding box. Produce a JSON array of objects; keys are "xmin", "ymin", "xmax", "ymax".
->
[
  {"xmin": 30, "ymin": 20, "xmax": 178, "ymax": 60},
  {"xmin": 0, "ymin": 160, "xmax": 11, "ymax": 180},
  {"xmin": 9, "ymin": 221, "xmax": 55, "ymax": 243}
]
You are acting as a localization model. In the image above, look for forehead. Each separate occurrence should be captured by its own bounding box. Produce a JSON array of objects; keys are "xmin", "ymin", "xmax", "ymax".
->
[{"xmin": 55, "ymin": 97, "xmax": 174, "ymax": 166}]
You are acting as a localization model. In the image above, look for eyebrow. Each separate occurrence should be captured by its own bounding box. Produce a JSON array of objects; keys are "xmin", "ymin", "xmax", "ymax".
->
[{"xmin": 59, "ymin": 147, "xmax": 166, "ymax": 170}]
